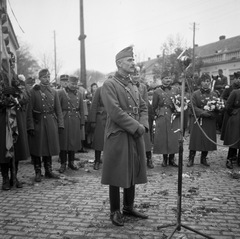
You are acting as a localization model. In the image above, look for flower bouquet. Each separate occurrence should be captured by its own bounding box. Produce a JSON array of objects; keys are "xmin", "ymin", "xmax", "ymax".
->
[
  {"xmin": 203, "ymin": 96, "xmax": 225, "ymax": 112},
  {"xmin": 171, "ymin": 94, "xmax": 189, "ymax": 113}
]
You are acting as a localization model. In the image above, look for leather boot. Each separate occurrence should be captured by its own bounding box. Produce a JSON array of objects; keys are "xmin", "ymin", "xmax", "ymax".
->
[
  {"xmin": 123, "ymin": 185, "xmax": 148, "ymax": 219},
  {"xmin": 146, "ymin": 151, "xmax": 154, "ymax": 169},
  {"xmin": 68, "ymin": 151, "xmax": 78, "ymax": 170},
  {"xmin": 169, "ymin": 154, "xmax": 178, "ymax": 167},
  {"xmin": 237, "ymin": 150, "xmax": 240, "ymax": 166},
  {"xmin": 226, "ymin": 159, "xmax": 233, "ymax": 169},
  {"xmin": 93, "ymin": 150, "xmax": 101, "ymax": 170},
  {"xmin": 43, "ymin": 156, "xmax": 60, "ymax": 178},
  {"xmin": 162, "ymin": 154, "xmax": 168, "ymax": 167},
  {"xmin": 1, "ymin": 163, "xmax": 10, "ymax": 190},
  {"xmin": 10, "ymin": 160, "xmax": 23, "ymax": 188},
  {"xmin": 32, "ymin": 156, "xmax": 42, "ymax": 182},
  {"xmin": 201, "ymin": 151, "xmax": 210, "ymax": 166},
  {"xmin": 59, "ymin": 151, "xmax": 67, "ymax": 173},
  {"xmin": 187, "ymin": 150, "xmax": 196, "ymax": 167}
]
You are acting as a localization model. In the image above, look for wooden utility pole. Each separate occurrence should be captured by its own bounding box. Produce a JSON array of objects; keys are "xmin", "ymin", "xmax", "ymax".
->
[
  {"xmin": 79, "ymin": 0, "xmax": 87, "ymax": 89},
  {"xmin": 192, "ymin": 22, "xmax": 196, "ymax": 74},
  {"xmin": 54, "ymin": 30, "xmax": 57, "ymax": 81}
]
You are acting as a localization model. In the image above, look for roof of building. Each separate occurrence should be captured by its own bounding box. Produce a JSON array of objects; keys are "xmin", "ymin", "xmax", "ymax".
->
[{"xmin": 195, "ymin": 35, "xmax": 240, "ymax": 58}]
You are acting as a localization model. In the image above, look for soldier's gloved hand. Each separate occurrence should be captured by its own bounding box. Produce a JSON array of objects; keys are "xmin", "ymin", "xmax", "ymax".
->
[
  {"xmin": 2, "ymin": 86, "xmax": 17, "ymax": 96},
  {"xmin": 201, "ymin": 111, "xmax": 212, "ymax": 118},
  {"xmin": 27, "ymin": 129, "xmax": 35, "ymax": 137},
  {"xmin": 58, "ymin": 127, "xmax": 64, "ymax": 134},
  {"xmin": 136, "ymin": 124, "xmax": 145, "ymax": 136}
]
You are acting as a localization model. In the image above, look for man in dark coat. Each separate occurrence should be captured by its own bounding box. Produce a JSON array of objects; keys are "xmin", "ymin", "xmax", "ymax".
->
[
  {"xmin": 0, "ymin": 70, "xmax": 30, "ymax": 190},
  {"xmin": 152, "ymin": 71, "xmax": 180, "ymax": 167},
  {"xmin": 88, "ymin": 86, "xmax": 106, "ymax": 170},
  {"xmin": 57, "ymin": 75, "xmax": 85, "ymax": 173},
  {"xmin": 27, "ymin": 69, "xmax": 64, "ymax": 182},
  {"xmin": 101, "ymin": 46, "xmax": 149, "ymax": 226},
  {"xmin": 187, "ymin": 73, "xmax": 218, "ymax": 167}
]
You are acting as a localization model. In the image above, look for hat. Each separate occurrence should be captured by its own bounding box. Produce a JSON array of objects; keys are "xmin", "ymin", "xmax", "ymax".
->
[
  {"xmin": 115, "ymin": 46, "xmax": 134, "ymax": 61},
  {"xmin": 60, "ymin": 74, "xmax": 69, "ymax": 81},
  {"xmin": 161, "ymin": 70, "xmax": 171, "ymax": 79},
  {"xmin": 25, "ymin": 77, "xmax": 35, "ymax": 85},
  {"xmin": 39, "ymin": 69, "xmax": 50, "ymax": 79},
  {"xmin": 234, "ymin": 71, "xmax": 240, "ymax": 79},
  {"xmin": 68, "ymin": 76, "xmax": 78, "ymax": 83},
  {"xmin": 200, "ymin": 73, "xmax": 211, "ymax": 82}
]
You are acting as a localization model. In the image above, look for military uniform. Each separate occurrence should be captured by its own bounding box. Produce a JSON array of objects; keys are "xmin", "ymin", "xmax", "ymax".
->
[
  {"xmin": 57, "ymin": 77, "xmax": 85, "ymax": 172},
  {"xmin": 27, "ymin": 69, "xmax": 64, "ymax": 182},
  {"xmin": 152, "ymin": 85, "xmax": 180, "ymax": 165},
  {"xmin": 88, "ymin": 86, "xmax": 106, "ymax": 170}
]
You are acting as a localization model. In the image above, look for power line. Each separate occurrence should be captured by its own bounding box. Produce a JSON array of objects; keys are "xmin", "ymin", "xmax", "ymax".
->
[{"xmin": 7, "ymin": 0, "xmax": 25, "ymax": 33}]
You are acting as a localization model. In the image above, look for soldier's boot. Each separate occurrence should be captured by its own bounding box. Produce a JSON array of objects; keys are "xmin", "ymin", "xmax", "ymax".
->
[
  {"xmin": 187, "ymin": 150, "xmax": 196, "ymax": 167},
  {"xmin": 10, "ymin": 160, "xmax": 22, "ymax": 188},
  {"xmin": 32, "ymin": 156, "xmax": 42, "ymax": 182},
  {"xmin": 93, "ymin": 150, "xmax": 101, "ymax": 170},
  {"xmin": 43, "ymin": 156, "xmax": 60, "ymax": 179},
  {"xmin": 59, "ymin": 151, "xmax": 67, "ymax": 173},
  {"xmin": 201, "ymin": 151, "xmax": 210, "ymax": 167},
  {"xmin": 68, "ymin": 151, "xmax": 78, "ymax": 170},
  {"xmin": 169, "ymin": 154, "xmax": 178, "ymax": 167},
  {"xmin": 162, "ymin": 154, "xmax": 168, "ymax": 167},
  {"xmin": 146, "ymin": 151, "xmax": 154, "ymax": 169},
  {"xmin": 1, "ymin": 163, "xmax": 10, "ymax": 190}
]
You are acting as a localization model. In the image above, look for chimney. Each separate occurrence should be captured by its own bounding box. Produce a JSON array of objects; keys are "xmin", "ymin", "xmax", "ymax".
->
[
  {"xmin": 219, "ymin": 35, "xmax": 226, "ymax": 41},
  {"xmin": 156, "ymin": 55, "xmax": 160, "ymax": 58},
  {"xmin": 195, "ymin": 44, "xmax": 198, "ymax": 47},
  {"xmin": 148, "ymin": 57, "xmax": 151, "ymax": 61}
]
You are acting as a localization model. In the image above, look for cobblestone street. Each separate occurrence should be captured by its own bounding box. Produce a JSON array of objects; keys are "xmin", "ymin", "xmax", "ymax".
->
[{"xmin": 0, "ymin": 135, "xmax": 240, "ymax": 239}]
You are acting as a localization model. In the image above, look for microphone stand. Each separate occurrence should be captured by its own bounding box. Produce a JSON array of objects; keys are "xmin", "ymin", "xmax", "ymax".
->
[{"xmin": 157, "ymin": 70, "xmax": 214, "ymax": 239}]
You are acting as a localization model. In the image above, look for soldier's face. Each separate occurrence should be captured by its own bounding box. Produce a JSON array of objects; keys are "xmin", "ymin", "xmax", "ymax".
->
[
  {"xmin": 201, "ymin": 78, "xmax": 211, "ymax": 89},
  {"xmin": 40, "ymin": 74, "xmax": 50, "ymax": 84},
  {"xmin": 162, "ymin": 77, "xmax": 172, "ymax": 87},
  {"xmin": 119, "ymin": 57, "xmax": 135, "ymax": 75}
]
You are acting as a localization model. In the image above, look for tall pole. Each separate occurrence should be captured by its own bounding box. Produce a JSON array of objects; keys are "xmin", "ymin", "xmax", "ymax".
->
[
  {"xmin": 192, "ymin": 22, "xmax": 196, "ymax": 75},
  {"xmin": 54, "ymin": 30, "xmax": 57, "ymax": 82},
  {"xmin": 79, "ymin": 0, "xmax": 87, "ymax": 89}
]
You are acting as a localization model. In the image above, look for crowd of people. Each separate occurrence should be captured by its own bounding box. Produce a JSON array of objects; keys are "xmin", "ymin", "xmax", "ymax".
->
[{"xmin": 1, "ymin": 46, "xmax": 240, "ymax": 227}]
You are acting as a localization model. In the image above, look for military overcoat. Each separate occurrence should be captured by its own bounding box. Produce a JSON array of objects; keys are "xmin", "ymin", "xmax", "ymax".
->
[
  {"xmin": 224, "ymin": 89, "xmax": 240, "ymax": 148},
  {"xmin": 88, "ymin": 86, "xmax": 106, "ymax": 151},
  {"xmin": 58, "ymin": 87, "xmax": 85, "ymax": 151},
  {"xmin": 152, "ymin": 86, "xmax": 180, "ymax": 154},
  {"xmin": 189, "ymin": 89, "xmax": 217, "ymax": 151},
  {"xmin": 101, "ymin": 73, "xmax": 148, "ymax": 188},
  {"xmin": 27, "ymin": 84, "xmax": 64, "ymax": 156}
]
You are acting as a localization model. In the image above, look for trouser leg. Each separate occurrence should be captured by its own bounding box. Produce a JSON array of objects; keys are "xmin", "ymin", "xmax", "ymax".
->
[
  {"xmin": 187, "ymin": 150, "xmax": 196, "ymax": 167},
  {"xmin": 59, "ymin": 150, "xmax": 67, "ymax": 173},
  {"xmin": 68, "ymin": 151, "xmax": 78, "ymax": 170},
  {"xmin": 93, "ymin": 150, "xmax": 101, "ymax": 170},
  {"xmin": 146, "ymin": 151, "xmax": 154, "ymax": 169},
  {"xmin": 32, "ymin": 155, "xmax": 42, "ymax": 182},
  {"xmin": 201, "ymin": 151, "xmax": 210, "ymax": 166},
  {"xmin": 162, "ymin": 154, "xmax": 168, "ymax": 167},
  {"xmin": 10, "ymin": 159, "xmax": 22, "ymax": 188},
  {"xmin": 123, "ymin": 185, "xmax": 135, "ymax": 209},
  {"xmin": 109, "ymin": 185, "xmax": 120, "ymax": 213},
  {"xmin": 1, "ymin": 163, "xmax": 10, "ymax": 190}
]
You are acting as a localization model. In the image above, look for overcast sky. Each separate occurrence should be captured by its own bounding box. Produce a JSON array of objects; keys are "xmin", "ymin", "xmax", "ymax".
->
[{"xmin": 8, "ymin": 0, "xmax": 240, "ymax": 75}]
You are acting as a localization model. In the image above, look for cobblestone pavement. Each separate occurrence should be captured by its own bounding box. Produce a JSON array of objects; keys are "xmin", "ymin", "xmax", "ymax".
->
[{"xmin": 0, "ymin": 134, "xmax": 240, "ymax": 239}]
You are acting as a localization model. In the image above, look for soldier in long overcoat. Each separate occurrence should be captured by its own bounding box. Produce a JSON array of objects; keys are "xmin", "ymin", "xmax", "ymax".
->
[
  {"xmin": 221, "ymin": 72, "xmax": 240, "ymax": 169},
  {"xmin": 101, "ymin": 46, "xmax": 149, "ymax": 227},
  {"xmin": 27, "ymin": 69, "xmax": 64, "ymax": 182},
  {"xmin": 88, "ymin": 86, "xmax": 106, "ymax": 170},
  {"xmin": 187, "ymin": 73, "xmax": 217, "ymax": 167},
  {"xmin": 223, "ymin": 74, "xmax": 240, "ymax": 168},
  {"xmin": 152, "ymin": 71, "xmax": 180, "ymax": 167},
  {"xmin": 0, "ymin": 70, "xmax": 30, "ymax": 190},
  {"xmin": 132, "ymin": 67, "xmax": 154, "ymax": 169},
  {"xmin": 57, "ymin": 76, "xmax": 85, "ymax": 173}
]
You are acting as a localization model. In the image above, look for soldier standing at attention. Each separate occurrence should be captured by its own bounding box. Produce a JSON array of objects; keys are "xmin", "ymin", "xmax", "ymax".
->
[
  {"xmin": 152, "ymin": 71, "xmax": 180, "ymax": 167},
  {"xmin": 27, "ymin": 69, "xmax": 64, "ymax": 182},
  {"xmin": 57, "ymin": 76, "xmax": 85, "ymax": 173},
  {"xmin": 101, "ymin": 46, "xmax": 149, "ymax": 226}
]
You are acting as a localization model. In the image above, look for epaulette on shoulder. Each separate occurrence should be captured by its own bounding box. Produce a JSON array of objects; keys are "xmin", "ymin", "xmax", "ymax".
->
[{"xmin": 33, "ymin": 84, "xmax": 40, "ymax": 90}]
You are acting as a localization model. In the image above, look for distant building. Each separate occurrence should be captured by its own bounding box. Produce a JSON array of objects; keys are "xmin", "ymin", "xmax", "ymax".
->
[{"xmin": 195, "ymin": 35, "xmax": 240, "ymax": 83}]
